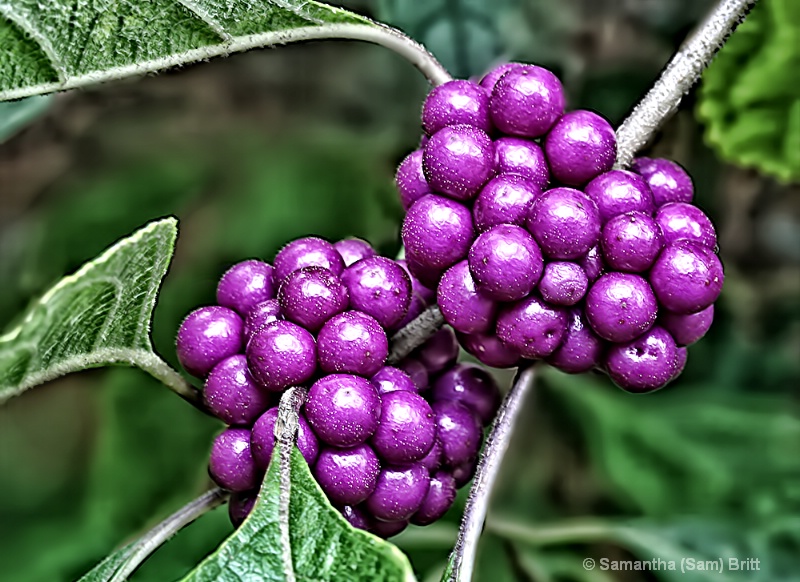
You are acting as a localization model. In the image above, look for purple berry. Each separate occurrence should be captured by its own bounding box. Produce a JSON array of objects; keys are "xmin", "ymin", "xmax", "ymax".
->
[
  {"xmin": 415, "ymin": 327, "xmax": 460, "ymax": 375},
  {"xmin": 649, "ymin": 240, "xmax": 724, "ymax": 314},
  {"xmin": 489, "ymin": 65, "xmax": 565, "ymax": 138},
  {"xmin": 246, "ymin": 320, "xmax": 316, "ymax": 391},
  {"xmin": 372, "ymin": 366, "xmax": 417, "ymax": 394},
  {"xmin": 342, "ymin": 257, "xmax": 411, "ymax": 330},
  {"xmin": 278, "ymin": 267, "xmax": 349, "ymax": 332},
  {"xmin": 402, "ymin": 194, "xmax": 474, "ymax": 271},
  {"xmin": 370, "ymin": 519, "xmax": 409, "ymax": 538},
  {"xmin": 422, "ymin": 79, "xmax": 491, "ymax": 135},
  {"xmin": 216, "ymin": 260, "xmax": 275, "ymax": 317},
  {"xmin": 396, "ymin": 358, "xmax": 429, "ymax": 391},
  {"xmin": 432, "ymin": 364, "xmax": 501, "ymax": 426},
  {"xmin": 334, "ymin": 238, "xmax": 376, "ymax": 267},
  {"xmin": 209, "ymin": 428, "xmax": 260, "ymax": 492},
  {"xmin": 451, "ymin": 458, "xmax": 478, "ymax": 488},
  {"xmin": 585, "ymin": 273, "xmax": 658, "ymax": 343},
  {"xmin": 660, "ymin": 304, "xmax": 714, "ymax": 346},
  {"xmin": 418, "ymin": 439, "xmax": 443, "ymax": 473},
  {"xmin": 339, "ymin": 505, "xmax": 371, "ymax": 530},
  {"xmin": 411, "ymin": 471, "xmax": 457, "ymax": 526},
  {"xmin": 584, "ymin": 170, "xmax": 655, "ymax": 223},
  {"xmin": 251, "ymin": 407, "xmax": 319, "ymax": 468},
  {"xmin": 228, "ymin": 491, "xmax": 257, "ymax": 527},
  {"xmin": 655, "ymin": 202, "xmax": 717, "ymax": 249},
  {"xmin": 600, "ymin": 211, "xmax": 665, "ymax": 273},
  {"xmin": 527, "ymin": 188, "xmax": 601, "ymax": 259},
  {"xmin": 538, "ymin": 261, "xmax": 589, "ymax": 306},
  {"xmin": 545, "ymin": 110, "xmax": 616, "ymax": 186},
  {"xmin": 496, "ymin": 295, "xmax": 568, "ymax": 359},
  {"xmin": 314, "ymin": 444, "xmax": 380, "ymax": 506},
  {"xmin": 672, "ymin": 347, "xmax": 688, "ymax": 380},
  {"xmin": 404, "ymin": 253, "xmax": 445, "ymax": 290},
  {"xmin": 493, "ymin": 137, "xmax": 549, "ymax": 190},
  {"xmin": 317, "ymin": 311, "xmax": 388, "ymax": 377},
  {"xmin": 631, "ymin": 157, "xmax": 694, "ymax": 206},
  {"xmin": 422, "ymin": 125, "xmax": 494, "ymax": 200},
  {"xmin": 479, "ymin": 62, "xmax": 523, "ymax": 91},
  {"xmin": 395, "ymin": 150, "xmax": 430, "ymax": 211},
  {"xmin": 305, "ymin": 374, "xmax": 382, "ymax": 447},
  {"xmin": 393, "ymin": 293, "xmax": 427, "ymax": 331},
  {"xmin": 365, "ymin": 464, "xmax": 431, "ymax": 522},
  {"xmin": 371, "ymin": 391, "xmax": 436, "ymax": 464},
  {"xmin": 473, "ymin": 174, "xmax": 542, "ymax": 232},
  {"xmin": 437, "ymin": 260, "xmax": 498, "ymax": 334},
  {"xmin": 468, "ymin": 224, "xmax": 544, "ymax": 301},
  {"xmin": 457, "ymin": 330, "xmax": 521, "ymax": 368},
  {"xmin": 177, "ymin": 306, "xmax": 244, "ymax": 378},
  {"xmin": 273, "ymin": 237, "xmax": 345, "ymax": 283},
  {"xmin": 546, "ymin": 308, "xmax": 604, "ymax": 374},
  {"xmin": 397, "ymin": 259, "xmax": 436, "ymax": 305},
  {"xmin": 244, "ymin": 299, "xmax": 282, "ymax": 341},
  {"xmin": 606, "ymin": 326, "xmax": 678, "ymax": 393},
  {"xmin": 579, "ymin": 244, "xmax": 605, "ymax": 283},
  {"xmin": 204, "ymin": 355, "xmax": 271, "ymax": 426},
  {"xmin": 434, "ymin": 400, "xmax": 483, "ymax": 468}
]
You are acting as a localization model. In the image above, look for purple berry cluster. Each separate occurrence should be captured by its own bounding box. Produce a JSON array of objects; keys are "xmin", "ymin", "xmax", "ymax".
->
[
  {"xmin": 398, "ymin": 63, "xmax": 723, "ymax": 393},
  {"xmin": 176, "ymin": 237, "xmax": 500, "ymax": 537}
]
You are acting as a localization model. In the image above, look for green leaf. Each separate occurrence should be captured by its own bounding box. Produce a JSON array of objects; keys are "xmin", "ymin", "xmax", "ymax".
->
[
  {"xmin": 0, "ymin": 1, "xmax": 372, "ymax": 101},
  {"xmin": 0, "ymin": 218, "xmax": 182, "ymax": 403},
  {"xmin": 0, "ymin": 94, "xmax": 51, "ymax": 141},
  {"xmin": 698, "ymin": 0, "xmax": 800, "ymax": 183},
  {"xmin": 182, "ymin": 446, "xmax": 416, "ymax": 582}
]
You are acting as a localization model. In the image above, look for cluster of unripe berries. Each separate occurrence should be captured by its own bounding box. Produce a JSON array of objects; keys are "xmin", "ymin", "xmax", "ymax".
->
[
  {"xmin": 398, "ymin": 62, "xmax": 723, "ymax": 392},
  {"xmin": 176, "ymin": 238, "xmax": 500, "ymax": 537}
]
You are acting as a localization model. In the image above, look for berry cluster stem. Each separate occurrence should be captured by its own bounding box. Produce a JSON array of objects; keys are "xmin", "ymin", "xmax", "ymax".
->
[
  {"xmin": 614, "ymin": 0, "xmax": 758, "ymax": 168},
  {"xmin": 387, "ymin": 305, "xmax": 445, "ymax": 364}
]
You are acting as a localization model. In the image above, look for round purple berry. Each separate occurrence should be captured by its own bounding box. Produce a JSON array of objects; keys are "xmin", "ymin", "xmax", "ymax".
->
[
  {"xmin": 489, "ymin": 65, "xmax": 565, "ymax": 138},
  {"xmin": 579, "ymin": 245, "xmax": 605, "ymax": 283},
  {"xmin": 493, "ymin": 137, "xmax": 549, "ymax": 190},
  {"xmin": 452, "ymin": 458, "xmax": 478, "ymax": 488},
  {"xmin": 365, "ymin": 464, "xmax": 431, "ymax": 522},
  {"xmin": 457, "ymin": 330, "xmax": 521, "ymax": 368},
  {"xmin": 305, "ymin": 374, "xmax": 381, "ymax": 447},
  {"xmin": 473, "ymin": 174, "xmax": 542, "ymax": 232},
  {"xmin": 479, "ymin": 62, "xmax": 523, "ymax": 91},
  {"xmin": 204, "ymin": 355, "xmax": 271, "ymax": 426},
  {"xmin": 433, "ymin": 400, "xmax": 483, "ymax": 468},
  {"xmin": 404, "ymin": 253, "xmax": 445, "ymax": 290},
  {"xmin": 342, "ymin": 257, "xmax": 411, "ymax": 330},
  {"xmin": 546, "ymin": 308, "xmax": 604, "ymax": 374},
  {"xmin": 246, "ymin": 320, "xmax": 316, "ymax": 391},
  {"xmin": 655, "ymin": 202, "xmax": 717, "ymax": 249},
  {"xmin": 371, "ymin": 391, "xmax": 436, "ymax": 464},
  {"xmin": 601, "ymin": 211, "xmax": 665, "ymax": 273},
  {"xmin": 672, "ymin": 347, "xmax": 688, "ymax": 380},
  {"xmin": 631, "ymin": 157, "xmax": 694, "ymax": 206},
  {"xmin": 396, "ymin": 358, "xmax": 429, "ymax": 391},
  {"xmin": 545, "ymin": 110, "xmax": 616, "ymax": 186},
  {"xmin": 606, "ymin": 326, "xmax": 678, "ymax": 393},
  {"xmin": 437, "ymin": 260, "xmax": 498, "ymax": 334},
  {"xmin": 422, "ymin": 125, "xmax": 494, "ymax": 200},
  {"xmin": 371, "ymin": 519, "xmax": 409, "ymax": 538},
  {"xmin": 418, "ymin": 439, "xmax": 442, "ymax": 473},
  {"xmin": 228, "ymin": 491, "xmax": 257, "ymax": 527},
  {"xmin": 649, "ymin": 240, "xmax": 724, "ymax": 314},
  {"xmin": 243, "ymin": 299, "xmax": 282, "ymax": 341},
  {"xmin": 432, "ymin": 363, "xmax": 501, "ymax": 426},
  {"xmin": 273, "ymin": 237, "xmax": 345, "ymax": 283},
  {"xmin": 278, "ymin": 267, "xmax": 349, "ymax": 332},
  {"xmin": 395, "ymin": 150, "xmax": 430, "ymax": 211},
  {"xmin": 177, "ymin": 306, "xmax": 244, "ymax": 378},
  {"xmin": 339, "ymin": 505, "xmax": 371, "ymax": 531},
  {"xmin": 397, "ymin": 259, "xmax": 436, "ymax": 305},
  {"xmin": 415, "ymin": 327, "xmax": 460, "ymax": 375},
  {"xmin": 538, "ymin": 261, "xmax": 589, "ymax": 306},
  {"xmin": 251, "ymin": 407, "xmax": 319, "ymax": 468},
  {"xmin": 402, "ymin": 194, "xmax": 474, "ymax": 271},
  {"xmin": 660, "ymin": 304, "xmax": 714, "ymax": 346},
  {"xmin": 469, "ymin": 224, "xmax": 544, "ymax": 302},
  {"xmin": 216, "ymin": 260, "xmax": 275, "ymax": 317},
  {"xmin": 334, "ymin": 238, "xmax": 376, "ymax": 267},
  {"xmin": 314, "ymin": 444, "xmax": 380, "ymax": 506},
  {"xmin": 527, "ymin": 188, "xmax": 601, "ymax": 259},
  {"xmin": 585, "ymin": 273, "xmax": 658, "ymax": 342},
  {"xmin": 496, "ymin": 295, "xmax": 568, "ymax": 359},
  {"xmin": 411, "ymin": 471, "xmax": 457, "ymax": 526},
  {"xmin": 584, "ymin": 170, "xmax": 655, "ymax": 223},
  {"xmin": 209, "ymin": 428, "xmax": 260, "ymax": 492},
  {"xmin": 317, "ymin": 311, "xmax": 388, "ymax": 377},
  {"xmin": 422, "ymin": 79, "xmax": 491, "ymax": 135},
  {"xmin": 372, "ymin": 366, "xmax": 417, "ymax": 394}
]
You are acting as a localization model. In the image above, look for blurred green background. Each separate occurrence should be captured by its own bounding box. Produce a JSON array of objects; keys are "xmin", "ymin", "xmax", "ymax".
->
[{"xmin": 0, "ymin": 0, "xmax": 798, "ymax": 581}]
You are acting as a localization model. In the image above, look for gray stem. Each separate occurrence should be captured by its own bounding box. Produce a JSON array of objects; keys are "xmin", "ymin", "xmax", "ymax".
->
[
  {"xmin": 614, "ymin": 0, "xmax": 758, "ymax": 168},
  {"xmin": 387, "ymin": 305, "xmax": 445, "ymax": 364},
  {"xmin": 134, "ymin": 352, "xmax": 208, "ymax": 414}
]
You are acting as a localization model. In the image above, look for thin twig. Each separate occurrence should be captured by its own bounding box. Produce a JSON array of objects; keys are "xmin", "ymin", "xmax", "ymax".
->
[
  {"xmin": 387, "ymin": 305, "xmax": 445, "ymax": 364},
  {"xmin": 444, "ymin": 364, "xmax": 537, "ymax": 582},
  {"xmin": 109, "ymin": 487, "xmax": 230, "ymax": 582},
  {"xmin": 134, "ymin": 352, "xmax": 209, "ymax": 414},
  {"xmin": 614, "ymin": 0, "xmax": 758, "ymax": 168}
]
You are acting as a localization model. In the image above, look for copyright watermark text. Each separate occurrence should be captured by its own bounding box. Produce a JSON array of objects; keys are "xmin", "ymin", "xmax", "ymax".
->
[{"xmin": 582, "ymin": 557, "xmax": 761, "ymax": 573}]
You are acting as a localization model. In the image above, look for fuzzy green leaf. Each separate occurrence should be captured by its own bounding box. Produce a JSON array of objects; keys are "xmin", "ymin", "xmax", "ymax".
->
[
  {"xmin": 698, "ymin": 0, "xmax": 800, "ymax": 183},
  {"xmin": 182, "ymin": 446, "xmax": 416, "ymax": 582},
  {"xmin": 0, "ymin": 218, "xmax": 180, "ymax": 403},
  {"xmin": 0, "ymin": 1, "xmax": 371, "ymax": 101}
]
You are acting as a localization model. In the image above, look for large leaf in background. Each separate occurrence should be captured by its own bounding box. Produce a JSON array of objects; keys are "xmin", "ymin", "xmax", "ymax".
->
[
  {"xmin": 182, "ymin": 446, "xmax": 415, "ymax": 582},
  {"xmin": 698, "ymin": 0, "xmax": 800, "ymax": 183},
  {"xmin": 0, "ymin": 94, "xmax": 51, "ymax": 141},
  {"xmin": 0, "ymin": 1, "xmax": 372, "ymax": 101},
  {"xmin": 0, "ymin": 218, "xmax": 182, "ymax": 402}
]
